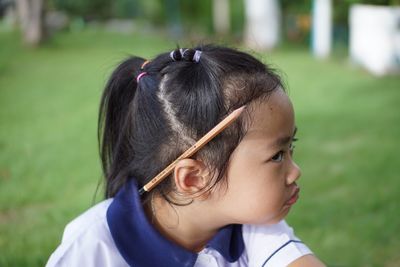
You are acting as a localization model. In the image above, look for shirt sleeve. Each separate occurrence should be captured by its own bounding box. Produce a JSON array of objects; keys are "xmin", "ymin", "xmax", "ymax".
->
[
  {"xmin": 242, "ymin": 220, "xmax": 312, "ymax": 267},
  {"xmin": 45, "ymin": 200, "xmax": 128, "ymax": 267},
  {"xmin": 46, "ymin": 236, "xmax": 124, "ymax": 267}
]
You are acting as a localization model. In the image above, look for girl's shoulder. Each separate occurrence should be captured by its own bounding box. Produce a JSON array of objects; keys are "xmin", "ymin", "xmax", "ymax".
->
[
  {"xmin": 242, "ymin": 221, "xmax": 312, "ymax": 267},
  {"xmin": 61, "ymin": 199, "xmax": 112, "ymax": 242},
  {"xmin": 46, "ymin": 199, "xmax": 128, "ymax": 267}
]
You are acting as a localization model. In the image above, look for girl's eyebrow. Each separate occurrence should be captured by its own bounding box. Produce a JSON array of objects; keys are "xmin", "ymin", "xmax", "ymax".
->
[
  {"xmin": 274, "ymin": 136, "xmax": 292, "ymax": 147},
  {"xmin": 273, "ymin": 126, "xmax": 298, "ymax": 148}
]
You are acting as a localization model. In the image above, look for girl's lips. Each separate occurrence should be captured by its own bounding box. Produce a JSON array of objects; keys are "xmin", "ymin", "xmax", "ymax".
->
[{"xmin": 286, "ymin": 187, "xmax": 300, "ymax": 206}]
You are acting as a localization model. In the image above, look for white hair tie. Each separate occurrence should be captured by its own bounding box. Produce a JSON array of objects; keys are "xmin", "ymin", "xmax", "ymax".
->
[{"xmin": 193, "ymin": 50, "xmax": 202, "ymax": 63}]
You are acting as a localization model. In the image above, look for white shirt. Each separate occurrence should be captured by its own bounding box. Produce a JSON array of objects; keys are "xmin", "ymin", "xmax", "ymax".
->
[{"xmin": 47, "ymin": 181, "xmax": 311, "ymax": 267}]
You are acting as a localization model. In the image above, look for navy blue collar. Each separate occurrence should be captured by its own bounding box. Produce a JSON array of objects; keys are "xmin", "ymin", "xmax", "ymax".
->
[{"xmin": 106, "ymin": 180, "xmax": 244, "ymax": 267}]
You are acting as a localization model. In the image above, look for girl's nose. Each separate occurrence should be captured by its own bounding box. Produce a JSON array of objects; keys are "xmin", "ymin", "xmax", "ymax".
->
[{"xmin": 286, "ymin": 161, "xmax": 301, "ymax": 185}]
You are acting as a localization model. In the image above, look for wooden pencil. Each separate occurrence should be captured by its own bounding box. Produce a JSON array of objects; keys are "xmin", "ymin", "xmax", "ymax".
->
[{"xmin": 139, "ymin": 105, "xmax": 246, "ymax": 195}]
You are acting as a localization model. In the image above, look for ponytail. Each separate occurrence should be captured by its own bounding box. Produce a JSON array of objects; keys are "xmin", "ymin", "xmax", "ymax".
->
[{"xmin": 98, "ymin": 56, "xmax": 145, "ymax": 198}]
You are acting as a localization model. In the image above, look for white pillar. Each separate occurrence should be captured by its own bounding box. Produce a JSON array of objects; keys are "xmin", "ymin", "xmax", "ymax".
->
[
  {"xmin": 244, "ymin": 0, "xmax": 281, "ymax": 50},
  {"xmin": 350, "ymin": 5, "xmax": 400, "ymax": 76},
  {"xmin": 312, "ymin": 0, "xmax": 332, "ymax": 58}
]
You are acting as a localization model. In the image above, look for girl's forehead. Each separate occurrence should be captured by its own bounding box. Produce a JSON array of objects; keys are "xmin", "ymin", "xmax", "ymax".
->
[
  {"xmin": 250, "ymin": 89, "xmax": 293, "ymax": 120},
  {"xmin": 244, "ymin": 90, "xmax": 295, "ymax": 138}
]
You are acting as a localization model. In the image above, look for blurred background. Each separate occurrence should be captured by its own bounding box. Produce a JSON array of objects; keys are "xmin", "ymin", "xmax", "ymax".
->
[{"xmin": 0, "ymin": 0, "xmax": 399, "ymax": 266}]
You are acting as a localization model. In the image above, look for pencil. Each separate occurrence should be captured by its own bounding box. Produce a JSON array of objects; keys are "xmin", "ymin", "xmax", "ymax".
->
[{"xmin": 139, "ymin": 105, "xmax": 246, "ymax": 195}]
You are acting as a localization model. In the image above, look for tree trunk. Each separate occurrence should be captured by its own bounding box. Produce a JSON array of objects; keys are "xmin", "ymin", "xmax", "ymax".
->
[
  {"xmin": 244, "ymin": 0, "xmax": 281, "ymax": 50},
  {"xmin": 212, "ymin": 0, "xmax": 230, "ymax": 35},
  {"xmin": 15, "ymin": 0, "xmax": 44, "ymax": 47}
]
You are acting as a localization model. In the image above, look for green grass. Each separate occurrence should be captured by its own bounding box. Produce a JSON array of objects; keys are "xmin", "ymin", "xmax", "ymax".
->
[{"xmin": 0, "ymin": 30, "xmax": 399, "ymax": 267}]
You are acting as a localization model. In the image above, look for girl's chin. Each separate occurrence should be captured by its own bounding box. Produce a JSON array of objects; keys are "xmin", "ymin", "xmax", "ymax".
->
[{"xmin": 267, "ymin": 208, "xmax": 291, "ymax": 224}]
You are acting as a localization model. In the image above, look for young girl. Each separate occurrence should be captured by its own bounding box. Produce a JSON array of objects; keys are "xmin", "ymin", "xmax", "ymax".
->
[{"xmin": 46, "ymin": 45, "xmax": 325, "ymax": 267}]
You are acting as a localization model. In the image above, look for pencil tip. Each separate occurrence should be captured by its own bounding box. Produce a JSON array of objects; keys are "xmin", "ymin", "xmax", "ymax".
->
[{"xmin": 235, "ymin": 105, "xmax": 246, "ymax": 114}]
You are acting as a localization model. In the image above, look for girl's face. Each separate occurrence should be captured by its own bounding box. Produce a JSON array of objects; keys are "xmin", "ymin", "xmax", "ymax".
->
[{"xmin": 214, "ymin": 88, "xmax": 300, "ymax": 225}]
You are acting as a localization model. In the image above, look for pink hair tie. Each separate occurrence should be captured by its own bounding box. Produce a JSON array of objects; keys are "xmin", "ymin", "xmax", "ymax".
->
[{"xmin": 136, "ymin": 72, "xmax": 147, "ymax": 83}]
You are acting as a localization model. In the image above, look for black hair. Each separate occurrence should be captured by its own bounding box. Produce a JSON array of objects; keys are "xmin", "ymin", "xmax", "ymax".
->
[{"xmin": 98, "ymin": 45, "xmax": 283, "ymax": 202}]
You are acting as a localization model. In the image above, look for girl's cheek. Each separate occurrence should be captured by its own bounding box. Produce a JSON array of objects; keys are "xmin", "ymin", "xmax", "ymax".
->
[{"xmin": 263, "ymin": 164, "xmax": 282, "ymax": 180}]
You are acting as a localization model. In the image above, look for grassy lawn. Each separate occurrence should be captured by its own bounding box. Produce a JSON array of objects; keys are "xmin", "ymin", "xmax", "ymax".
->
[{"xmin": 0, "ymin": 29, "xmax": 399, "ymax": 267}]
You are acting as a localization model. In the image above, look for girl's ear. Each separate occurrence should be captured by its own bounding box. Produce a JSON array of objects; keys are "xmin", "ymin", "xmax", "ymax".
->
[{"xmin": 173, "ymin": 159, "xmax": 210, "ymax": 196}]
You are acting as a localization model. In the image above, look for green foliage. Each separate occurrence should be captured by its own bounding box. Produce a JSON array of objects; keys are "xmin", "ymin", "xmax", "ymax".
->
[
  {"xmin": 177, "ymin": 0, "xmax": 245, "ymax": 36},
  {"xmin": 52, "ymin": 0, "xmax": 113, "ymax": 19},
  {"xmin": 281, "ymin": 0, "xmax": 312, "ymax": 13},
  {"xmin": 180, "ymin": 0, "xmax": 213, "ymax": 34},
  {"xmin": 1, "ymin": 30, "xmax": 400, "ymax": 267},
  {"xmin": 112, "ymin": 0, "xmax": 141, "ymax": 19},
  {"xmin": 141, "ymin": 0, "xmax": 165, "ymax": 25}
]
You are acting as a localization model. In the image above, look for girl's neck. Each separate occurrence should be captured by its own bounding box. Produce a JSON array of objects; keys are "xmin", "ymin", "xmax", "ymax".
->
[{"xmin": 144, "ymin": 194, "xmax": 223, "ymax": 252}]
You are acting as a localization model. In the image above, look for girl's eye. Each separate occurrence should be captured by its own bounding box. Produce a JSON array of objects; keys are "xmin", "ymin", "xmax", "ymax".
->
[
  {"xmin": 271, "ymin": 151, "xmax": 284, "ymax": 162},
  {"xmin": 270, "ymin": 139, "xmax": 298, "ymax": 163}
]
